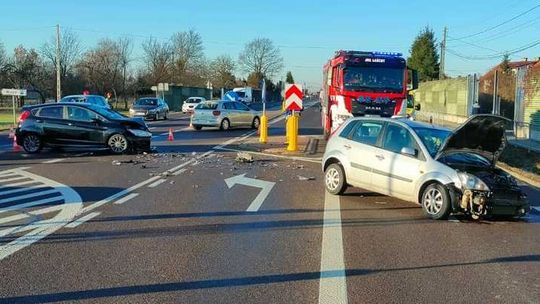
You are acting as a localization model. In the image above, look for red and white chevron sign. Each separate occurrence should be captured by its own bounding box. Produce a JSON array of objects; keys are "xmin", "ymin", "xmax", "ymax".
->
[{"xmin": 285, "ymin": 84, "xmax": 303, "ymax": 111}]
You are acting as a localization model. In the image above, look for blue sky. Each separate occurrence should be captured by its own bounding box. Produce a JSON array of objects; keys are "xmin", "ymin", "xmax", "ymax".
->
[{"xmin": 1, "ymin": 0, "xmax": 539, "ymax": 91}]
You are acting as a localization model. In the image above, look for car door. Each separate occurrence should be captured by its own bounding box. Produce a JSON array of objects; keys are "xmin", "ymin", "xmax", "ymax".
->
[
  {"xmin": 35, "ymin": 105, "xmax": 67, "ymax": 144},
  {"xmin": 233, "ymin": 102, "xmax": 252, "ymax": 126},
  {"xmin": 222, "ymin": 102, "xmax": 239, "ymax": 126},
  {"xmin": 341, "ymin": 120, "xmax": 385, "ymax": 189},
  {"xmin": 371, "ymin": 123, "xmax": 426, "ymax": 201},
  {"xmin": 65, "ymin": 106, "xmax": 107, "ymax": 146}
]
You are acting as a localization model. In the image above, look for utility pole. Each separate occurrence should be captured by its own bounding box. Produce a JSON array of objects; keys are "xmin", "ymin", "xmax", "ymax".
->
[
  {"xmin": 55, "ymin": 24, "xmax": 61, "ymax": 101},
  {"xmin": 492, "ymin": 70, "xmax": 499, "ymax": 114},
  {"xmin": 439, "ymin": 26, "xmax": 447, "ymax": 80}
]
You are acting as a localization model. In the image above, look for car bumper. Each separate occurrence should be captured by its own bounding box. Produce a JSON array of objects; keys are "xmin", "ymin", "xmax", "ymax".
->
[
  {"xmin": 130, "ymin": 113, "xmax": 157, "ymax": 120},
  {"xmin": 191, "ymin": 116, "xmax": 220, "ymax": 127},
  {"xmin": 126, "ymin": 134, "xmax": 151, "ymax": 151},
  {"xmin": 450, "ymin": 186, "xmax": 530, "ymax": 217}
]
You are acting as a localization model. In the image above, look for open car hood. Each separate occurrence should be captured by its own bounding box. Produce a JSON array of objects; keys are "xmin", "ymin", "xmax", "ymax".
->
[{"xmin": 435, "ymin": 115, "xmax": 510, "ymax": 165}]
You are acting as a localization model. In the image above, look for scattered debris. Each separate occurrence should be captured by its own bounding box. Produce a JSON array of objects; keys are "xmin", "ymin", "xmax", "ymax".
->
[
  {"xmin": 112, "ymin": 160, "xmax": 121, "ymax": 166},
  {"xmin": 297, "ymin": 175, "xmax": 316, "ymax": 181},
  {"xmin": 235, "ymin": 152, "xmax": 254, "ymax": 163},
  {"xmin": 170, "ymin": 181, "xmax": 175, "ymax": 185},
  {"xmin": 191, "ymin": 152, "xmax": 197, "ymax": 156}
]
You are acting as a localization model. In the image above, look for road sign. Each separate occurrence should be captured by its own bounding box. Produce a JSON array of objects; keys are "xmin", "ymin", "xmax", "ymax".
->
[
  {"xmin": 1, "ymin": 88, "xmax": 27, "ymax": 96},
  {"xmin": 285, "ymin": 84, "xmax": 303, "ymax": 111}
]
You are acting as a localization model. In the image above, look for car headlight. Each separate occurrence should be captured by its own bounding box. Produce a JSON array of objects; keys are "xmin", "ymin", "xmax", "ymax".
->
[
  {"xmin": 129, "ymin": 109, "xmax": 135, "ymax": 113},
  {"xmin": 128, "ymin": 129, "xmax": 152, "ymax": 137},
  {"xmin": 457, "ymin": 172, "xmax": 490, "ymax": 191}
]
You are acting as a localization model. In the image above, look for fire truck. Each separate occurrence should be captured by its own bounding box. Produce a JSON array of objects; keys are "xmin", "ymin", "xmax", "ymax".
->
[{"xmin": 320, "ymin": 50, "xmax": 418, "ymax": 137}]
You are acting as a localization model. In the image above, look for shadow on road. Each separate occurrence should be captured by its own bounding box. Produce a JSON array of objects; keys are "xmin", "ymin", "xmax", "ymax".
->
[{"xmin": 2, "ymin": 254, "xmax": 538, "ymax": 303}]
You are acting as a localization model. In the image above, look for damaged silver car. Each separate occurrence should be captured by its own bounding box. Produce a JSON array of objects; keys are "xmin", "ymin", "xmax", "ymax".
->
[{"xmin": 322, "ymin": 114, "xmax": 530, "ymax": 220}]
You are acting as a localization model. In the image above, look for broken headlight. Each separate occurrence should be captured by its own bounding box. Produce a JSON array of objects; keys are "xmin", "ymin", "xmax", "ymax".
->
[{"xmin": 458, "ymin": 172, "xmax": 490, "ymax": 191}]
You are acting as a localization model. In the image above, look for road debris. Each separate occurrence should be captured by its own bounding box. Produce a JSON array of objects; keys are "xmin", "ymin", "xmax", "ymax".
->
[
  {"xmin": 112, "ymin": 160, "xmax": 121, "ymax": 166},
  {"xmin": 297, "ymin": 175, "xmax": 316, "ymax": 181},
  {"xmin": 235, "ymin": 152, "xmax": 254, "ymax": 163}
]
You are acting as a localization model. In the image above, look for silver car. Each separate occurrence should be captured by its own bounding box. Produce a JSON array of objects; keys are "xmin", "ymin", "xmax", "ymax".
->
[
  {"xmin": 322, "ymin": 115, "xmax": 529, "ymax": 220},
  {"xmin": 191, "ymin": 100, "xmax": 260, "ymax": 131}
]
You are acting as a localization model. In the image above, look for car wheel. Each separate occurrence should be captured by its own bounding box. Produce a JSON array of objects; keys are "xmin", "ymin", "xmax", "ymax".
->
[
  {"xmin": 252, "ymin": 116, "xmax": 260, "ymax": 129},
  {"xmin": 108, "ymin": 134, "xmax": 129, "ymax": 154},
  {"xmin": 325, "ymin": 163, "xmax": 347, "ymax": 195},
  {"xmin": 153, "ymin": 113, "xmax": 158, "ymax": 121},
  {"xmin": 220, "ymin": 118, "xmax": 230, "ymax": 131},
  {"xmin": 193, "ymin": 125, "xmax": 202, "ymax": 131},
  {"xmin": 22, "ymin": 134, "xmax": 42, "ymax": 154},
  {"xmin": 421, "ymin": 183, "xmax": 451, "ymax": 220}
]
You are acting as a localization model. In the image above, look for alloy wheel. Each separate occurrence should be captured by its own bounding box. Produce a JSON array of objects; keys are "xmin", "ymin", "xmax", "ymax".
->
[
  {"xmin": 108, "ymin": 134, "xmax": 128, "ymax": 154},
  {"xmin": 325, "ymin": 167, "xmax": 340, "ymax": 191},
  {"xmin": 423, "ymin": 188, "xmax": 443, "ymax": 215}
]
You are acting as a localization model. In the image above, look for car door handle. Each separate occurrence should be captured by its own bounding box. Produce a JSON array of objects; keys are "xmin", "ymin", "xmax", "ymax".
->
[
  {"xmin": 375, "ymin": 154, "xmax": 385, "ymax": 160},
  {"xmin": 343, "ymin": 144, "xmax": 352, "ymax": 150},
  {"xmin": 35, "ymin": 119, "xmax": 42, "ymax": 123},
  {"xmin": 67, "ymin": 123, "xmax": 73, "ymax": 126}
]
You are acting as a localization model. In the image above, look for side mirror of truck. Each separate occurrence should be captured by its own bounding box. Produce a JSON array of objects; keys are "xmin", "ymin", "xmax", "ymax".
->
[
  {"xmin": 414, "ymin": 103, "xmax": 421, "ymax": 111},
  {"xmin": 407, "ymin": 69, "xmax": 419, "ymax": 90}
]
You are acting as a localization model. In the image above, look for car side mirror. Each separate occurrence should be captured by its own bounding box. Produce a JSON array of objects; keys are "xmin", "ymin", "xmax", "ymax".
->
[
  {"xmin": 401, "ymin": 147, "xmax": 417, "ymax": 157},
  {"xmin": 414, "ymin": 104, "xmax": 421, "ymax": 111}
]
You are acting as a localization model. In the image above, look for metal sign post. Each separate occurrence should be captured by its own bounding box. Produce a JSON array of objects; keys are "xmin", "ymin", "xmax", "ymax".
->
[{"xmin": 2, "ymin": 88, "xmax": 27, "ymax": 127}]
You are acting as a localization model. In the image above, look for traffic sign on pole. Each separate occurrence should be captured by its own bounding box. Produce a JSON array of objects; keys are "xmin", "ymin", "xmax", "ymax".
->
[
  {"xmin": 285, "ymin": 84, "xmax": 303, "ymax": 111},
  {"xmin": 1, "ymin": 89, "xmax": 27, "ymax": 96}
]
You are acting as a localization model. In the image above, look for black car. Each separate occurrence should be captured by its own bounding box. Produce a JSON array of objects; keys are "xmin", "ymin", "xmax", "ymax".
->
[
  {"xmin": 129, "ymin": 98, "xmax": 170, "ymax": 120},
  {"xmin": 15, "ymin": 103, "xmax": 152, "ymax": 154}
]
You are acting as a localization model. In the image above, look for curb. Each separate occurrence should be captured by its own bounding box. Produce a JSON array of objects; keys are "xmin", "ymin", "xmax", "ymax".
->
[{"xmin": 497, "ymin": 163, "xmax": 540, "ymax": 189}]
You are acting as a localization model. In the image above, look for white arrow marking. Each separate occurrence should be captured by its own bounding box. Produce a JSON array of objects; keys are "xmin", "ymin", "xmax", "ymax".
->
[{"xmin": 225, "ymin": 174, "xmax": 275, "ymax": 212}]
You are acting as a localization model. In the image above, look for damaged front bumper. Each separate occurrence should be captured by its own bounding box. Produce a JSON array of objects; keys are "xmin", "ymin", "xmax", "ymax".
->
[{"xmin": 448, "ymin": 185, "xmax": 530, "ymax": 218}]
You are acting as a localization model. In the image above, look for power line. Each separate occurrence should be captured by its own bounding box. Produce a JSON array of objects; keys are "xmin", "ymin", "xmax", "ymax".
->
[
  {"xmin": 447, "ymin": 35, "xmax": 499, "ymax": 52},
  {"xmin": 447, "ymin": 38, "xmax": 540, "ymax": 60},
  {"xmin": 477, "ymin": 16, "xmax": 540, "ymax": 42},
  {"xmin": 450, "ymin": 3, "xmax": 540, "ymax": 40}
]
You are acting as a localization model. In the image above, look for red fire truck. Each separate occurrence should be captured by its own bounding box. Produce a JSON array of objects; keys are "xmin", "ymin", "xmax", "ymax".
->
[{"xmin": 320, "ymin": 50, "xmax": 418, "ymax": 137}]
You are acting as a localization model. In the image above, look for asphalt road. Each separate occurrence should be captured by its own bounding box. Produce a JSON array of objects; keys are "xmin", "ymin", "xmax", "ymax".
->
[{"xmin": 0, "ymin": 103, "xmax": 539, "ymax": 303}]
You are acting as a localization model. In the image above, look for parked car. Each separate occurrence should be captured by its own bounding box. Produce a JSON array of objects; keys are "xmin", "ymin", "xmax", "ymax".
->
[
  {"xmin": 59, "ymin": 95, "xmax": 111, "ymax": 109},
  {"xmin": 182, "ymin": 97, "xmax": 206, "ymax": 114},
  {"xmin": 191, "ymin": 100, "xmax": 260, "ymax": 131},
  {"xmin": 16, "ymin": 103, "xmax": 152, "ymax": 154},
  {"xmin": 129, "ymin": 97, "xmax": 169, "ymax": 120},
  {"xmin": 322, "ymin": 115, "xmax": 529, "ymax": 220}
]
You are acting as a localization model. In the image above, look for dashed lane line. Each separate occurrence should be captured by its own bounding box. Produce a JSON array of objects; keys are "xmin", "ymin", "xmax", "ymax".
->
[
  {"xmin": 148, "ymin": 179, "xmax": 166, "ymax": 188},
  {"xmin": 66, "ymin": 212, "xmax": 101, "ymax": 228},
  {"xmin": 113, "ymin": 193, "xmax": 139, "ymax": 205},
  {"xmin": 318, "ymin": 191, "xmax": 348, "ymax": 304},
  {"xmin": 172, "ymin": 168, "xmax": 187, "ymax": 176},
  {"xmin": 42, "ymin": 158, "xmax": 65, "ymax": 164}
]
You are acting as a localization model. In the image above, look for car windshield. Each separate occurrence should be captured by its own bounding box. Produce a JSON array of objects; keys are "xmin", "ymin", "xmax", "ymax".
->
[
  {"xmin": 414, "ymin": 128, "xmax": 451, "ymax": 157},
  {"xmin": 195, "ymin": 102, "xmax": 218, "ymax": 110},
  {"xmin": 135, "ymin": 99, "xmax": 157, "ymax": 106},
  {"xmin": 186, "ymin": 99, "xmax": 201, "ymax": 104},
  {"xmin": 344, "ymin": 67, "xmax": 404, "ymax": 93},
  {"xmin": 91, "ymin": 106, "xmax": 126, "ymax": 120}
]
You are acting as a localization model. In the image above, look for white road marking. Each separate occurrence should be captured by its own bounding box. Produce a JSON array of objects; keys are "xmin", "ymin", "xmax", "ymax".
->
[
  {"xmin": 319, "ymin": 191, "xmax": 348, "ymax": 304},
  {"xmin": 42, "ymin": 158, "xmax": 64, "ymax": 164},
  {"xmin": 0, "ymin": 189, "xmax": 58, "ymax": 205},
  {"xmin": 0, "ymin": 172, "xmax": 18, "ymax": 179},
  {"xmin": 0, "ymin": 168, "xmax": 82, "ymax": 261},
  {"xmin": 0, "ymin": 180, "xmax": 36, "ymax": 188},
  {"xmin": 148, "ymin": 179, "xmax": 166, "ymax": 188},
  {"xmin": 172, "ymin": 168, "xmax": 187, "ymax": 176},
  {"xmin": 164, "ymin": 159, "xmax": 195, "ymax": 174},
  {"xmin": 79, "ymin": 175, "xmax": 162, "ymax": 214},
  {"xmin": 215, "ymin": 146, "xmax": 322, "ymax": 164},
  {"xmin": 0, "ymin": 176, "xmax": 29, "ymax": 183},
  {"xmin": 114, "ymin": 193, "xmax": 139, "ymax": 205},
  {"xmin": 66, "ymin": 212, "xmax": 101, "ymax": 228},
  {"xmin": 225, "ymin": 174, "xmax": 275, "ymax": 212}
]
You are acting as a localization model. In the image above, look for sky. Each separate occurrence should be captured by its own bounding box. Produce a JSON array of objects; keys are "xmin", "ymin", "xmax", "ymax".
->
[{"xmin": 1, "ymin": 0, "xmax": 539, "ymax": 92}]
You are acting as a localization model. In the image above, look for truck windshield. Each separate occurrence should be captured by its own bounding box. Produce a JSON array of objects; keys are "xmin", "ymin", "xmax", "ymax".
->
[{"xmin": 344, "ymin": 67, "xmax": 404, "ymax": 93}]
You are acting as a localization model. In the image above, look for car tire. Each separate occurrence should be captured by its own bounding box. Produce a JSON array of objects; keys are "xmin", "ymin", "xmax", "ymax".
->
[
  {"xmin": 421, "ymin": 183, "xmax": 451, "ymax": 220},
  {"xmin": 22, "ymin": 133, "xmax": 42, "ymax": 154},
  {"xmin": 252, "ymin": 116, "xmax": 260, "ymax": 129},
  {"xmin": 220, "ymin": 118, "xmax": 230, "ymax": 131},
  {"xmin": 193, "ymin": 125, "xmax": 202, "ymax": 131},
  {"xmin": 324, "ymin": 163, "xmax": 347, "ymax": 195},
  {"xmin": 153, "ymin": 113, "xmax": 158, "ymax": 121},
  {"xmin": 108, "ymin": 134, "xmax": 129, "ymax": 154}
]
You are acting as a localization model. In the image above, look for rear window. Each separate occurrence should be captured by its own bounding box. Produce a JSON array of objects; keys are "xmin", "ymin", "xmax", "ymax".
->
[
  {"xmin": 37, "ymin": 106, "xmax": 63, "ymax": 119},
  {"xmin": 196, "ymin": 103, "xmax": 218, "ymax": 110}
]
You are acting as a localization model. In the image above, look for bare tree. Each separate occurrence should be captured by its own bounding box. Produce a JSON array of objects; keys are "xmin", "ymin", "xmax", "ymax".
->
[
  {"xmin": 210, "ymin": 55, "xmax": 236, "ymax": 89},
  {"xmin": 6, "ymin": 45, "xmax": 49, "ymax": 102},
  {"xmin": 117, "ymin": 37, "xmax": 133, "ymax": 108},
  {"xmin": 171, "ymin": 29, "xmax": 204, "ymax": 85},
  {"xmin": 41, "ymin": 29, "xmax": 83, "ymax": 96},
  {"xmin": 0, "ymin": 42, "xmax": 7, "ymax": 87},
  {"xmin": 77, "ymin": 39, "xmax": 122, "ymax": 96},
  {"xmin": 238, "ymin": 38, "xmax": 283, "ymax": 79},
  {"xmin": 141, "ymin": 37, "xmax": 173, "ymax": 85}
]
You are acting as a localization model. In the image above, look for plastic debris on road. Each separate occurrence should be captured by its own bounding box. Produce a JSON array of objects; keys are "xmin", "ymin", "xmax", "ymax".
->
[
  {"xmin": 297, "ymin": 175, "xmax": 315, "ymax": 181},
  {"xmin": 235, "ymin": 152, "xmax": 254, "ymax": 163}
]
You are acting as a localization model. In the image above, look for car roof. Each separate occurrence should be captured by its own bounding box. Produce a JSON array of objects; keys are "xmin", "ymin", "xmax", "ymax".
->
[
  {"xmin": 348, "ymin": 116, "xmax": 450, "ymax": 131},
  {"xmin": 24, "ymin": 102, "xmax": 99, "ymax": 110},
  {"xmin": 62, "ymin": 95, "xmax": 104, "ymax": 98}
]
